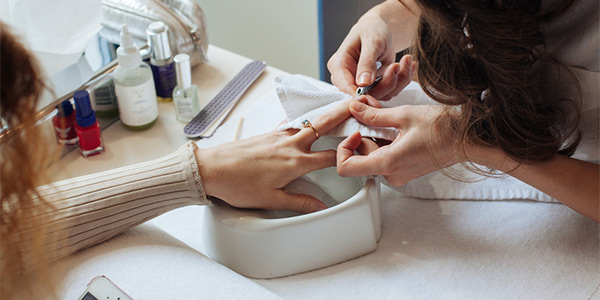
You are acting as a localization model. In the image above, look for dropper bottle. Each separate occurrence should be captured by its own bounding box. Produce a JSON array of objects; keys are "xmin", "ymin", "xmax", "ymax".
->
[{"xmin": 113, "ymin": 24, "xmax": 159, "ymax": 130}]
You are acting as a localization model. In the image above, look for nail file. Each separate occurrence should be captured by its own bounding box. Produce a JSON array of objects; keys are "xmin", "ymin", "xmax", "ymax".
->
[{"xmin": 184, "ymin": 60, "xmax": 266, "ymax": 138}]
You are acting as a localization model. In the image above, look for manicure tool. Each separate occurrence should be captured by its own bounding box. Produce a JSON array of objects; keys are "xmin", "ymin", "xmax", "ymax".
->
[
  {"xmin": 184, "ymin": 61, "xmax": 266, "ymax": 138},
  {"xmin": 356, "ymin": 61, "xmax": 383, "ymax": 96},
  {"xmin": 356, "ymin": 76, "xmax": 382, "ymax": 96}
]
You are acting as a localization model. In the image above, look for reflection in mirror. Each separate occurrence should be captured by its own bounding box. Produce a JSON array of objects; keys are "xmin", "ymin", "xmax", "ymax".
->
[
  {"xmin": 35, "ymin": 33, "xmax": 120, "ymax": 131},
  {"xmin": 0, "ymin": 31, "xmax": 123, "ymax": 148},
  {"xmin": 2, "ymin": 32, "xmax": 148, "ymax": 158},
  {"xmin": 30, "ymin": 33, "xmax": 149, "ymax": 153},
  {"xmin": 43, "ymin": 34, "xmax": 117, "ymax": 110}
]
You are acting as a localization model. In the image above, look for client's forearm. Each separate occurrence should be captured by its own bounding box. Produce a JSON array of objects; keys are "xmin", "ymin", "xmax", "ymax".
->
[{"xmin": 23, "ymin": 142, "xmax": 210, "ymax": 264}]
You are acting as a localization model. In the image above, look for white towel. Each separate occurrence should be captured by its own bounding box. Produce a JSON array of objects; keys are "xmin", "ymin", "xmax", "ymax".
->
[
  {"xmin": 275, "ymin": 74, "xmax": 399, "ymax": 141},
  {"xmin": 274, "ymin": 74, "xmax": 557, "ymax": 202}
]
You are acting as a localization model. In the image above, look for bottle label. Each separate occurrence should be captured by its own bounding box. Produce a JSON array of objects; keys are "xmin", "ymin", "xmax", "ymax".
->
[
  {"xmin": 151, "ymin": 63, "xmax": 176, "ymax": 98},
  {"xmin": 115, "ymin": 80, "xmax": 159, "ymax": 126}
]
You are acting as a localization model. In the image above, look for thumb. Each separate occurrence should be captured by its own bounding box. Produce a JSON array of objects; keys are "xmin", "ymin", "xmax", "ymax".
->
[
  {"xmin": 355, "ymin": 43, "xmax": 380, "ymax": 86},
  {"xmin": 273, "ymin": 190, "xmax": 327, "ymax": 214},
  {"xmin": 349, "ymin": 100, "xmax": 401, "ymax": 128}
]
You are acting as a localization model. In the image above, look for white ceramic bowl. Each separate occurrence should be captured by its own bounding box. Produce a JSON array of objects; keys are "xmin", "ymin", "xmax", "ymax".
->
[{"xmin": 200, "ymin": 137, "xmax": 382, "ymax": 278}]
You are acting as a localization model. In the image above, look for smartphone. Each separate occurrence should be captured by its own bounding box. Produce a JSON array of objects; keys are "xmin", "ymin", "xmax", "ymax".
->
[{"xmin": 78, "ymin": 275, "xmax": 134, "ymax": 300}]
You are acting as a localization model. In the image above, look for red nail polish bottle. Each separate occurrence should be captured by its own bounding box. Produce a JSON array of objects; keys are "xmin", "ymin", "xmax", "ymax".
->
[
  {"xmin": 52, "ymin": 100, "xmax": 78, "ymax": 146},
  {"xmin": 74, "ymin": 90, "xmax": 105, "ymax": 157}
]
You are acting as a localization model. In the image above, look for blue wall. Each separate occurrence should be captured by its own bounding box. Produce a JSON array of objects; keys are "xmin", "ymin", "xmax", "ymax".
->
[{"xmin": 318, "ymin": 0, "xmax": 381, "ymax": 82}]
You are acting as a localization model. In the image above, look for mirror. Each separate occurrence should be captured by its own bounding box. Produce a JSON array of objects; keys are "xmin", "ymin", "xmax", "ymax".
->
[
  {"xmin": 35, "ymin": 33, "xmax": 120, "ymax": 132},
  {"xmin": 32, "ymin": 32, "xmax": 152, "ymax": 142}
]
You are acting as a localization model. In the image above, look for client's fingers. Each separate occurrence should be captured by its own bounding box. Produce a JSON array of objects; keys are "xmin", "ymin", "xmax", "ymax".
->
[
  {"xmin": 302, "ymin": 149, "xmax": 337, "ymax": 171},
  {"xmin": 358, "ymin": 95, "xmax": 382, "ymax": 108},
  {"xmin": 272, "ymin": 190, "xmax": 327, "ymax": 213},
  {"xmin": 293, "ymin": 101, "xmax": 352, "ymax": 147}
]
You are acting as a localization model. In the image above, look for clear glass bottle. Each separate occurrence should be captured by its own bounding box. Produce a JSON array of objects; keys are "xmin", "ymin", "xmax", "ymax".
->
[
  {"xmin": 147, "ymin": 21, "xmax": 176, "ymax": 102},
  {"xmin": 113, "ymin": 24, "xmax": 159, "ymax": 130},
  {"xmin": 173, "ymin": 54, "xmax": 200, "ymax": 122}
]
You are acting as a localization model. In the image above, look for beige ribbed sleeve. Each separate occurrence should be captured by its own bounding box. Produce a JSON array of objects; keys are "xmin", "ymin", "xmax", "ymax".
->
[{"xmin": 31, "ymin": 141, "xmax": 211, "ymax": 262}]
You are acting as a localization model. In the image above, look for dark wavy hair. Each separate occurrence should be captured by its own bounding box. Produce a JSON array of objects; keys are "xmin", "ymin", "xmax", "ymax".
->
[{"xmin": 408, "ymin": 0, "xmax": 580, "ymax": 170}]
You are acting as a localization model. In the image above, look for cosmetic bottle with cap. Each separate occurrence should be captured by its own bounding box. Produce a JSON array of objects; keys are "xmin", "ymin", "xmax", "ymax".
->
[
  {"xmin": 147, "ymin": 21, "xmax": 176, "ymax": 102},
  {"xmin": 113, "ymin": 24, "xmax": 159, "ymax": 130},
  {"xmin": 73, "ymin": 90, "xmax": 104, "ymax": 157},
  {"xmin": 52, "ymin": 100, "xmax": 79, "ymax": 146},
  {"xmin": 172, "ymin": 53, "xmax": 201, "ymax": 122}
]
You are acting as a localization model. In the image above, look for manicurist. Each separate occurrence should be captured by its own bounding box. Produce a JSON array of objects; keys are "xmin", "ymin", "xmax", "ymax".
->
[{"xmin": 328, "ymin": 0, "xmax": 599, "ymax": 222}]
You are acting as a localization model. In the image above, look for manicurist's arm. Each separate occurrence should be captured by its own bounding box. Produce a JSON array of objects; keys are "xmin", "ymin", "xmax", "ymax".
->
[
  {"xmin": 337, "ymin": 101, "xmax": 600, "ymax": 223},
  {"xmin": 468, "ymin": 146, "xmax": 600, "ymax": 222}
]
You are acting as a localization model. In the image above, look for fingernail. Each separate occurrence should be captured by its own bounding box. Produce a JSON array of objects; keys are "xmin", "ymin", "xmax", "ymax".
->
[
  {"xmin": 357, "ymin": 72, "xmax": 372, "ymax": 85},
  {"xmin": 351, "ymin": 101, "xmax": 366, "ymax": 112}
]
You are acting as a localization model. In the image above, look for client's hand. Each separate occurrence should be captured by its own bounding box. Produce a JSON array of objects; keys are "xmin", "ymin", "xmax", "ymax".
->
[
  {"xmin": 195, "ymin": 101, "xmax": 354, "ymax": 214},
  {"xmin": 336, "ymin": 101, "xmax": 460, "ymax": 186}
]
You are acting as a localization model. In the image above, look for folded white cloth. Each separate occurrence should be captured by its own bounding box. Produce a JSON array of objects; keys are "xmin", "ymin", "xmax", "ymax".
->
[
  {"xmin": 276, "ymin": 74, "xmax": 400, "ymax": 141},
  {"xmin": 274, "ymin": 74, "xmax": 557, "ymax": 202}
]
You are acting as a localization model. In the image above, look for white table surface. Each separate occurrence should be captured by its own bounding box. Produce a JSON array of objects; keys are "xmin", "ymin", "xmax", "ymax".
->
[{"xmin": 45, "ymin": 45, "xmax": 600, "ymax": 300}]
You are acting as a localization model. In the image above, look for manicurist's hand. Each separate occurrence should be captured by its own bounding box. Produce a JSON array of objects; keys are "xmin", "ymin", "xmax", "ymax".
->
[
  {"xmin": 337, "ymin": 101, "xmax": 459, "ymax": 186},
  {"xmin": 327, "ymin": 0, "xmax": 419, "ymax": 99},
  {"xmin": 194, "ymin": 100, "xmax": 357, "ymax": 214}
]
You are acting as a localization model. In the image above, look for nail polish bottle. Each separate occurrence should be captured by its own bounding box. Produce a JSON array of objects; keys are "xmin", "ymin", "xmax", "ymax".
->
[
  {"xmin": 147, "ymin": 21, "xmax": 176, "ymax": 102},
  {"xmin": 52, "ymin": 100, "xmax": 78, "ymax": 146},
  {"xmin": 73, "ymin": 90, "xmax": 105, "ymax": 157},
  {"xmin": 172, "ymin": 54, "xmax": 201, "ymax": 122},
  {"xmin": 113, "ymin": 24, "xmax": 159, "ymax": 130}
]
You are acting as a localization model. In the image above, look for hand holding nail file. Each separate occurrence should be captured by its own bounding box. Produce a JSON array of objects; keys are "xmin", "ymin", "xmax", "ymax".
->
[{"xmin": 184, "ymin": 61, "xmax": 266, "ymax": 138}]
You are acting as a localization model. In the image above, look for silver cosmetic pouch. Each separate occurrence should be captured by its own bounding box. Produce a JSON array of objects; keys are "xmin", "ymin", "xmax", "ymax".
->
[{"xmin": 100, "ymin": 0, "xmax": 208, "ymax": 66}]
